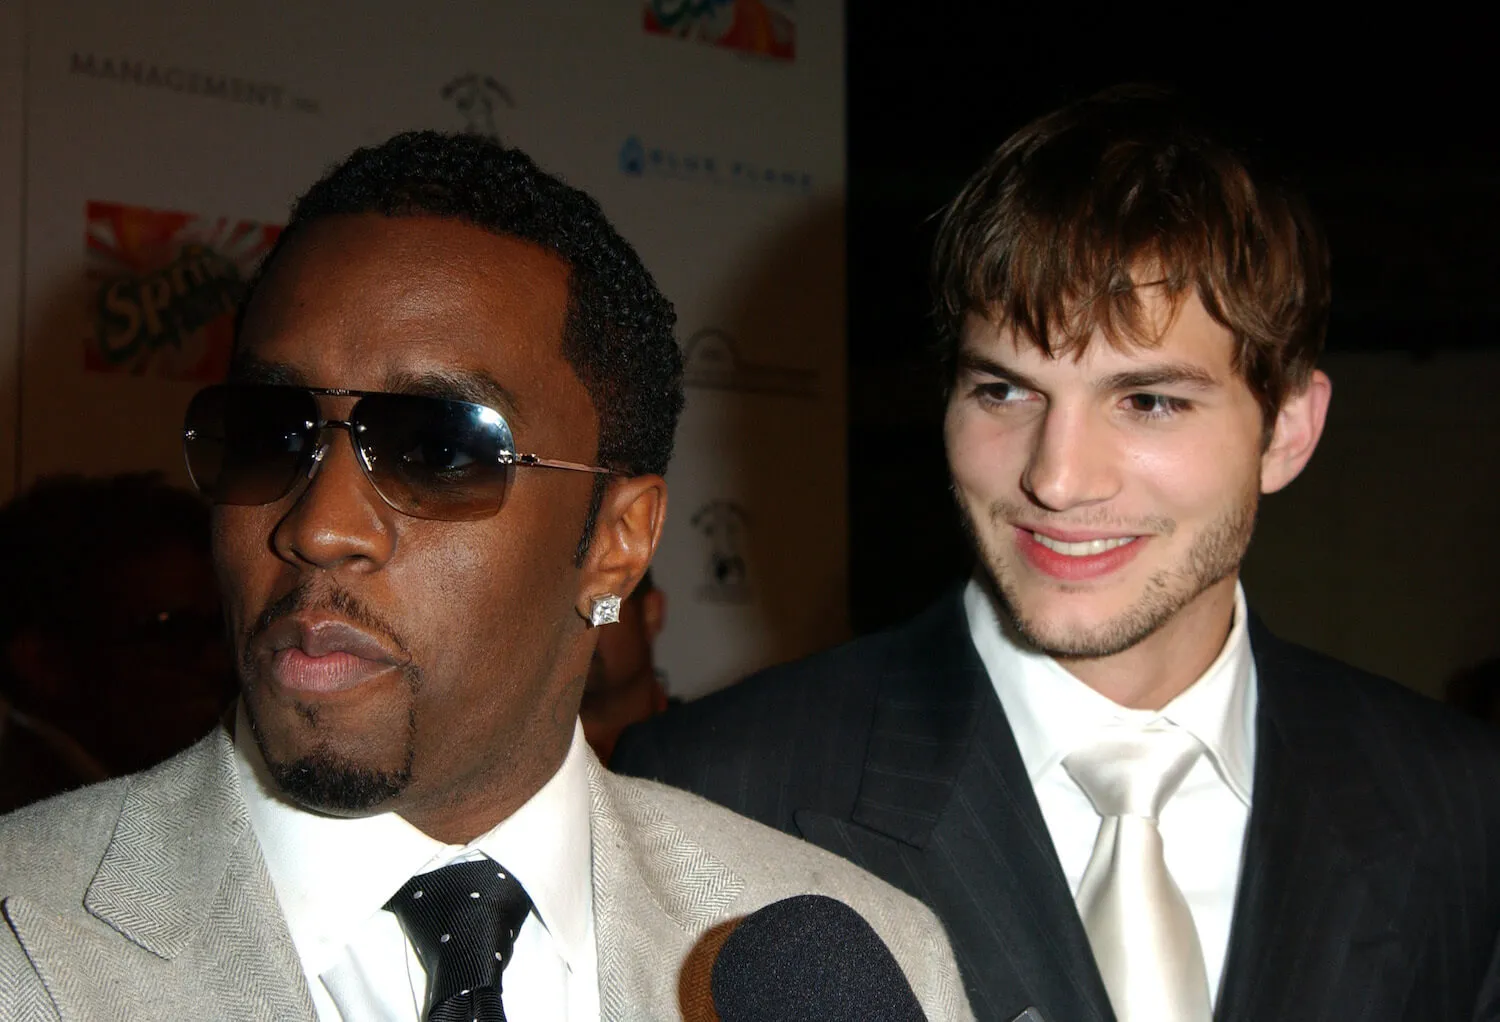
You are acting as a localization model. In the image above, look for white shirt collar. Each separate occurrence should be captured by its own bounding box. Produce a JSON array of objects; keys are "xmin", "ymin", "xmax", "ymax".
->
[
  {"xmin": 963, "ymin": 576, "xmax": 1256, "ymax": 804},
  {"xmin": 234, "ymin": 705, "xmax": 595, "ymax": 981}
]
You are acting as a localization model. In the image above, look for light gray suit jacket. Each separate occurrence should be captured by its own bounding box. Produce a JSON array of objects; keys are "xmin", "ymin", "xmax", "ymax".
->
[{"xmin": 0, "ymin": 729, "xmax": 974, "ymax": 1021}]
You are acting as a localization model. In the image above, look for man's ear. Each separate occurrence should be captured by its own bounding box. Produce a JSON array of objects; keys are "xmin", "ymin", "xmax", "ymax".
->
[
  {"xmin": 576, "ymin": 475, "xmax": 667, "ymax": 619},
  {"xmin": 1261, "ymin": 369, "xmax": 1332, "ymax": 495}
]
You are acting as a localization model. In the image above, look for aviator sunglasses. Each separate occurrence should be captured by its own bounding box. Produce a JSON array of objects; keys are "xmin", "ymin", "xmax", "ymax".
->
[{"xmin": 183, "ymin": 383, "xmax": 614, "ymax": 521}]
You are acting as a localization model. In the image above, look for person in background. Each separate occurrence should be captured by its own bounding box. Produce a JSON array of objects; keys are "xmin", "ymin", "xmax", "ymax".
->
[
  {"xmin": 0, "ymin": 472, "xmax": 232, "ymax": 812},
  {"xmin": 615, "ymin": 86, "xmax": 1500, "ymax": 1022},
  {"xmin": 581, "ymin": 568, "xmax": 669, "ymax": 763}
]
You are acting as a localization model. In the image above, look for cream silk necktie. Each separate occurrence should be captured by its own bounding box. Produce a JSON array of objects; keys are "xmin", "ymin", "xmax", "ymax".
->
[{"xmin": 1064, "ymin": 723, "xmax": 1213, "ymax": 1022}]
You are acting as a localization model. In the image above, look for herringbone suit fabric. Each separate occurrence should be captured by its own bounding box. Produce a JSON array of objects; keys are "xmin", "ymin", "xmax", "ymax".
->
[{"xmin": 0, "ymin": 728, "xmax": 975, "ymax": 1021}]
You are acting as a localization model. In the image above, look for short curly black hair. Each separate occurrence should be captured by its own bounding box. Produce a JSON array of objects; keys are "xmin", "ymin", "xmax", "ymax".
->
[{"xmin": 237, "ymin": 131, "xmax": 684, "ymax": 480}]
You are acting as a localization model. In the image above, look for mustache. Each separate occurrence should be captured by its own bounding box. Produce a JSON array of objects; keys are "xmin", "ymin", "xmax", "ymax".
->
[
  {"xmin": 244, "ymin": 581, "xmax": 414, "ymax": 664},
  {"xmin": 952, "ymin": 486, "xmax": 1178, "ymax": 537}
]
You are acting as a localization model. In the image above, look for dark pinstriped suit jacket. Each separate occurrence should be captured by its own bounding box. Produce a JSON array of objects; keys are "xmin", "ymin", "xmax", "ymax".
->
[{"xmin": 614, "ymin": 590, "xmax": 1500, "ymax": 1022}]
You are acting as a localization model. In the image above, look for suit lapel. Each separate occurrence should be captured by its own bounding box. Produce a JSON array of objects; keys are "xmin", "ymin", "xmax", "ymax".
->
[
  {"xmin": 1216, "ymin": 624, "xmax": 1426, "ymax": 1022},
  {"xmin": 6, "ymin": 731, "xmax": 316, "ymax": 1021},
  {"xmin": 83, "ymin": 730, "xmax": 253, "ymax": 956},
  {"xmin": 799, "ymin": 590, "xmax": 1113, "ymax": 1022},
  {"xmin": 843, "ymin": 589, "xmax": 991, "ymax": 846},
  {"xmin": 589, "ymin": 758, "xmax": 744, "ymax": 1022}
]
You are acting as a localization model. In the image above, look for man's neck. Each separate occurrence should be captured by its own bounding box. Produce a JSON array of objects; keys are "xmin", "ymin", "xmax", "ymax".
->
[
  {"xmin": 398, "ymin": 719, "xmax": 576, "ymax": 846},
  {"xmin": 1055, "ymin": 576, "xmax": 1240, "ymax": 710}
]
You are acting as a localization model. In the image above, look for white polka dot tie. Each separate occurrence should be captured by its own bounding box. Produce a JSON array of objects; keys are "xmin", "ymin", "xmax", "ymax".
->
[{"xmin": 385, "ymin": 857, "xmax": 531, "ymax": 1022}]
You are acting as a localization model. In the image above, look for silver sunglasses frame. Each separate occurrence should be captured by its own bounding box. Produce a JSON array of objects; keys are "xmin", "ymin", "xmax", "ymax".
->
[{"xmin": 184, "ymin": 384, "xmax": 615, "ymax": 517}]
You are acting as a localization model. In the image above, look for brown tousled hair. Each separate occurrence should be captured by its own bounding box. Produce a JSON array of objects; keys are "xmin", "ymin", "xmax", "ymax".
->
[{"xmin": 932, "ymin": 85, "xmax": 1330, "ymax": 423}]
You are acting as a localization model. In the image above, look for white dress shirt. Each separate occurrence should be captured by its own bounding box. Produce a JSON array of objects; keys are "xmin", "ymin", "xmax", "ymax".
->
[
  {"xmin": 235, "ymin": 709, "xmax": 600, "ymax": 1022},
  {"xmin": 964, "ymin": 578, "xmax": 1257, "ymax": 1004}
]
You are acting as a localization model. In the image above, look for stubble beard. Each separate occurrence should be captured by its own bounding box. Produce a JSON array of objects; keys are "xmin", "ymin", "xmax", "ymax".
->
[
  {"xmin": 245, "ymin": 699, "xmax": 416, "ymax": 814},
  {"xmin": 963, "ymin": 489, "xmax": 1258, "ymax": 660}
]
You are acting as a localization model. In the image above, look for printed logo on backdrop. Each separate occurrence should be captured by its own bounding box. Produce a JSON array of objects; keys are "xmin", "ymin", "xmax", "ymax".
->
[
  {"xmin": 643, "ymin": 0, "xmax": 796, "ymax": 61},
  {"xmin": 691, "ymin": 501, "xmax": 752, "ymax": 604},
  {"xmin": 85, "ymin": 202, "xmax": 282, "ymax": 381},
  {"xmin": 440, "ymin": 74, "xmax": 514, "ymax": 139},
  {"xmin": 683, "ymin": 328, "xmax": 818, "ymax": 398},
  {"xmin": 69, "ymin": 53, "xmax": 319, "ymax": 114},
  {"xmin": 619, "ymin": 136, "xmax": 812, "ymax": 193}
]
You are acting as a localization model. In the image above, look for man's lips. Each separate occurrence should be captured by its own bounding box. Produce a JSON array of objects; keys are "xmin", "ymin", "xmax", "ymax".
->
[
  {"xmin": 1024, "ymin": 524, "xmax": 1141, "ymax": 545},
  {"xmin": 259, "ymin": 616, "xmax": 403, "ymax": 696},
  {"xmin": 1015, "ymin": 526, "xmax": 1147, "ymax": 581}
]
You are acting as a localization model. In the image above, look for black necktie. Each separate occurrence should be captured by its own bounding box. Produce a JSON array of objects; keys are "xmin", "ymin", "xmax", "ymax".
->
[{"xmin": 384, "ymin": 858, "xmax": 533, "ymax": 1022}]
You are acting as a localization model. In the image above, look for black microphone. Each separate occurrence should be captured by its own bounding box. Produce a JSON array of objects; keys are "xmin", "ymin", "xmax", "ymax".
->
[{"xmin": 710, "ymin": 893, "xmax": 927, "ymax": 1021}]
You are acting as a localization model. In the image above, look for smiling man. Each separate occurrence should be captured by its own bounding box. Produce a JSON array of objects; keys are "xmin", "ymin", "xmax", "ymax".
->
[
  {"xmin": 0, "ymin": 132, "xmax": 972, "ymax": 1022},
  {"xmin": 615, "ymin": 88, "xmax": 1500, "ymax": 1021}
]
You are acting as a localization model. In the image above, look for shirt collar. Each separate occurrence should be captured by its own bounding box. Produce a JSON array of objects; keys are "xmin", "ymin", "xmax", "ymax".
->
[
  {"xmin": 235, "ymin": 705, "xmax": 595, "ymax": 978},
  {"xmin": 964, "ymin": 576, "xmax": 1256, "ymax": 804}
]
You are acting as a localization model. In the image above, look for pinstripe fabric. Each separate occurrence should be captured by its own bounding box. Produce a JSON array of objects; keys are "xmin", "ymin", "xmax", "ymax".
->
[
  {"xmin": 0, "ymin": 727, "xmax": 975, "ymax": 1021},
  {"xmin": 614, "ymin": 590, "xmax": 1500, "ymax": 1022},
  {"xmin": 1214, "ymin": 621, "xmax": 1500, "ymax": 1022},
  {"xmin": 798, "ymin": 689, "xmax": 1116, "ymax": 1022}
]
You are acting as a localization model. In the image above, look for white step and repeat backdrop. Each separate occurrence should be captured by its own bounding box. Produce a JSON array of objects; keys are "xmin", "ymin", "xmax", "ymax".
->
[{"xmin": 0, "ymin": 0, "xmax": 847, "ymax": 699}]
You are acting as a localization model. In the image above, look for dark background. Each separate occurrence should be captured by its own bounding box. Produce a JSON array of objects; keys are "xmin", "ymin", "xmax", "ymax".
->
[{"xmin": 844, "ymin": 12, "xmax": 1499, "ymax": 634}]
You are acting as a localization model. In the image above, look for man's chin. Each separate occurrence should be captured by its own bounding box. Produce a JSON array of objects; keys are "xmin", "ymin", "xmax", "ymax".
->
[
  {"xmin": 1008, "ymin": 608, "xmax": 1156, "ymax": 660},
  {"xmin": 264, "ymin": 748, "xmax": 411, "ymax": 815},
  {"xmin": 992, "ymin": 575, "xmax": 1171, "ymax": 660},
  {"xmin": 244, "ymin": 698, "xmax": 414, "ymax": 815},
  {"xmin": 992, "ymin": 558, "xmax": 1236, "ymax": 661}
]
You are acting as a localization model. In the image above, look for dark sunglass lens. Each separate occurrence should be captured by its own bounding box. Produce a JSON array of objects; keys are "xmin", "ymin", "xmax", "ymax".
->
[
  {"xmin": 352, "ymin": 394, "xmax": 513, "ymax": 520},
  {"xmin": 184, "ymin": 385, "xmax": 317, "ymax": 505}
]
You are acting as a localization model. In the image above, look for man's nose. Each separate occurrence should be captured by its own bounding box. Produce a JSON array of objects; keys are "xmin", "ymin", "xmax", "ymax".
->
[
  {"xmin": 271, "ymin": 427, "xmax": 397, "ymax": 572},
  {"xmin": 1020, "ymin": 404, "xmax": 1122, "ymax": 512}
]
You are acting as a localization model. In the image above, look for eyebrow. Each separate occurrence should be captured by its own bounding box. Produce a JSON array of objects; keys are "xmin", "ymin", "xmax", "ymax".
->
[
  {"xmin": 227, "ymin": 353, "xmax": 302, "ymax": 387},
  {"xmin": 226, "ymin": 355, "xmax": 525, "ymax": 422},
  {"xmin": 384, "ymin": 367, "xmax": 524, "ymax": 423},
  {"xmin": 955, "ymin": 351, "xmax": 1221, "ymax": 393},
  {"xmin": 1098, "ymin": 364, "xmax": 1221, "ymax": 393},
  {"xmin": 955, "ymin": 352, "xmax": 1046, "ymax": 392}
]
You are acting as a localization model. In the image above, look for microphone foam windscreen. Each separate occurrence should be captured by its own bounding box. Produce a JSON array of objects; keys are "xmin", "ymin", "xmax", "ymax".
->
[{"xmin": 710, "ymin": 893, "xmax": 926, "ymax": 1022}]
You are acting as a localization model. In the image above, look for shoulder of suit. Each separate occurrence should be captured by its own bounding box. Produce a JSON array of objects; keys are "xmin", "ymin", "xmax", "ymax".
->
[
  {"xmin": 1256, "ymin": 627, "xmax": 1500, "ymax": 765},
  {"xmin": 600, "ymin": 771, "xmax": 971, "ymax": 1017},
  {"xmin": 0, "ymin": 776, "xmax": 128, "ymax": 892},
  {"xmin": 603, "ymin": 770, "xmax": 933, "ymax": 915},
  {"xmin": 0, "ymin": 734, "xmax": 226, "ymax": 905},
  {"xmin": 599, "ymin": 770, "xmax": 973, "ymax": 1019},
  {"xmin": 717, "ymin": 624, "xmax": 914, "ymax": 699},
  {"xmin": 750, "ymin": 591, "xmax": 967, "ymax": 685}
]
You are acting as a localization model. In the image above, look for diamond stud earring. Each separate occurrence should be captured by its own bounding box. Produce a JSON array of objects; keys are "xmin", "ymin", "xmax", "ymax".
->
[{"xmin": 587, "ymin": 593, "xmax": 622, "ymax": 627}]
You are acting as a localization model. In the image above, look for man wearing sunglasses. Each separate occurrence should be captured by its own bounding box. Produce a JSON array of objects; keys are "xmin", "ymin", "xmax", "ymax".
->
[
  {"xmin": 0, "ymin": 132, "xmax": 971, "ymax": 1021},
  {"xmin": 616, "ymin": 87, "xmax": 1500, "ymax": 1022}
]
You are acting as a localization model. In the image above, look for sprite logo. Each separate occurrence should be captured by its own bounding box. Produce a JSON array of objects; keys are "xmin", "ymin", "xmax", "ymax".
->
[{"xmin": 95, "ymin": 244, "xmax": 245, "ymax": 368}]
